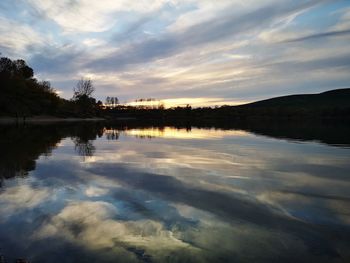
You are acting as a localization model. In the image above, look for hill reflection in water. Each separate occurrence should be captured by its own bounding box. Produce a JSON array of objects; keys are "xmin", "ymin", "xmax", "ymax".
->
[{"xmin": 0, "ymin": 121, "xmax": 349, "ymax": 263}]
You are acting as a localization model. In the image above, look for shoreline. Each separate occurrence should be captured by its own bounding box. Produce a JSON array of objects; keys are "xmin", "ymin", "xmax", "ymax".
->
[{"xmin": 0, "ymin": 117, "xmax": 106, "ymax": 124}]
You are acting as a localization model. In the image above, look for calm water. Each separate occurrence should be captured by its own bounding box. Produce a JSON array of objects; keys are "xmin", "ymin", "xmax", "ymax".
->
[{"xmin": 0, "ymin": 123, "xmax": 350, "ymax": 263}]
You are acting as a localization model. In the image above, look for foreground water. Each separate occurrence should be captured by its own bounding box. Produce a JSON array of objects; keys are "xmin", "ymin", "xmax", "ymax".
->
[{"xmin": 0, "ymin": 123, "xmax": 349, "ymax": 263}]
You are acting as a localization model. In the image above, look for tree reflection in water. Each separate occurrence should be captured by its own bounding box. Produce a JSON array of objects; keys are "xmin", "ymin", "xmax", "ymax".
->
[
  {"xmin": 0, "ymin": 120, "xmax": 349, "ymax": 262},
  {"xmin": 1, "ymin": 120, "xmax": 349, "ymax": 185}
]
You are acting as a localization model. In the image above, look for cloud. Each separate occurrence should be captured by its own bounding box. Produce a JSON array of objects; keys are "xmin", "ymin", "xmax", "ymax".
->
[
  {"xmin": 0, "ymin": 184, "xmax": 50, "ymax": 217},
  {"xmin": 85, "ymin": 186, "xmax": 109, "ymax": 197},
  {"xmin": 29, "ymin": 45, "xmax": 84, "ymax": 74},
  {"xmin": 35, "ymin": 201, "xmax": 194, "ymax": 261},
  {"xmin": 87, "ymin": 0, "xmax": 323, "ymax": 72},
  {"xmin": 1, "ymin": 0, "xmax": 350, "ymax": 104},
  {"xmin": 25, "ymin": 0, "xmax": 179, "ymax": 33},
  {"xmin": 282, "ymin": 28, "xmax": 350, "ymax": 42},
  {"xmin": 0, "ymin": 17, "xmax": 45, "ymax": 56},
  {"xmin": 0, "ymin": 126, "xmax": 349, "ymax": 261}
]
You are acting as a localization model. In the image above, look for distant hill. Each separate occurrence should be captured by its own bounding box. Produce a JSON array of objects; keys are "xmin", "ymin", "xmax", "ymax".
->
[
  {"xmin": 241, "ymin": 88, "xmax": 350, "ymax": 109},
  {"xmin": 181, "ymin": 88, "xmax": 350, "ymax": 121},
  {"xmin": 102, "ymin": 88, "xmax": 350, "ymax": 122}
]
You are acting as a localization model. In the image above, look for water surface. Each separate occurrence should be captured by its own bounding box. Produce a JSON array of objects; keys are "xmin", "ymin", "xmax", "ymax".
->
[{"xmin": 0, "ymin": 123, "xmax": 349, "ymax": 263}]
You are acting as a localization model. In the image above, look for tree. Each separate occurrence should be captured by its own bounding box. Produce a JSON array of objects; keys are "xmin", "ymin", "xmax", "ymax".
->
[
  {"xmin": 105, "ymin": 96, "xmax": 119, "ymax": 108},
  {"xmin": 0, "ymin": 57, "xmax": 15, "ymax": 77},
  {"xmin": 39, "ymin": 80, "xmax": 55, "ymax": 93},
  {"xmin": 0, "ymin": 58, "xmax": 34, "ymax": 79},
  {"xmin": 73, "ymin": 78, "xmax": 94, "ymax": 99},
  {"xmin": 14, "ymin": 59, "xmax": 34, "ymax": 79},
  {"xmin": 97, "ymin": 100, "xmax": 103, "ymax": 108},
  {"xmin": 105, "ymin": 96, "xmax": 111, "ymax": 107},
  {"xmin": 72, "ymin": 78, "xmax": 98, "ymax": 117},
  {"xmin": 114, "ymin": 97, "xmax": 119, "ymax": 106}
]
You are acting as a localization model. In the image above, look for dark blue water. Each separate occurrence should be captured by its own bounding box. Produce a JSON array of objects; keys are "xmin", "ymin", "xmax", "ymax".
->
[{"xmin": 0, "ymin": 124, "xmax": 349, "ymax": 263}]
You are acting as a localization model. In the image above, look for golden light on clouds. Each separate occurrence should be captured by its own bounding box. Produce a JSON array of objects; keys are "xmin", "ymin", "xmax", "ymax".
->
[
  {"xmin": 126, "ymin": 97, "xmax": 249, "ymax": 108},
  {"xmin": 162, "ymin": 98, "xmax": 249, "ymax": 107}
]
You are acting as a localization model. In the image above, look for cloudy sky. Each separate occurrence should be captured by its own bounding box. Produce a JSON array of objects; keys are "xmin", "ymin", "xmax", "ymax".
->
[{"xmin": 1, "ymin": 0, "xmax": 349, "ymax": 106}]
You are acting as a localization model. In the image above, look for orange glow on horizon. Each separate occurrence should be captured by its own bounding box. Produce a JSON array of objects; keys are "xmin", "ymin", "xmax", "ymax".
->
[
  {"xmin": 122, "ymin": 127, "xmax": 250, "ymax": 140},
  {"xmin": 125, "ymin": 97, "xmax": 249, "ymax": 108}
]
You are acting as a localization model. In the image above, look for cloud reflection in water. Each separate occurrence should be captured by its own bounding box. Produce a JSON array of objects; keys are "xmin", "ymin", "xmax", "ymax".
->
[{"xmin": 0, "ymin": 125, "xmax": 349, "ymax": 262}]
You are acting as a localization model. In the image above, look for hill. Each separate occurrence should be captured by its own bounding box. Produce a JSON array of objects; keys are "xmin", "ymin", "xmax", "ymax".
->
[
  {"xmin": 241, "ymin": 88, "xmax": 350, "ymax": 109},
  {"xmin": 213, "ymin": 88, "xmax": 350, "ymax": 120}
]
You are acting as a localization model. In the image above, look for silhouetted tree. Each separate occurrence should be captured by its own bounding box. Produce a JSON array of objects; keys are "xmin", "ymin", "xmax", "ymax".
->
[
  {"xmin": 39, "ymin": 80, "xmax": 55, "ymax": 93},
  {"xmin": 13, "ymin": 59, "xmax": 34, "ymax": 79},
  {"xmin": 73, "ymin": 78, "xmax": 94, "ymax": 99},
  {"xmin": 0, "ymin": 57, "xmax": 15, "ymax": 78},
  {"xmin": 105, "ymin": 96, "xmax": 111, "ymax": 107},
  {"xmin": 105, "ymin": 96, "xmax": 119, "ymax": 108},
  {"xmin": 71, "ymin": 78, "xmax": 99, "ymax": 117},
  {"xmin": 0, "ymin": 56, "xmax": 58, "ymax": 118}
]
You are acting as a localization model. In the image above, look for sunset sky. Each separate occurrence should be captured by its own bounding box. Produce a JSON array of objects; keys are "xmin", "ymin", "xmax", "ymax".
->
[{"xmin": 1, "ymin": 0, "xmax": 349, "ymax": 107}]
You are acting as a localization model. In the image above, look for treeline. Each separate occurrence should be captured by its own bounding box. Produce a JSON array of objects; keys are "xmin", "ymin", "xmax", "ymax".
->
[
  {"xmin": 1, "ymin": 56, "xmax": 349, "ymax": 121},
  {"xmin": 103, "ymin": 89, "xmax": 350, "ymax": 122},
  {"xmin": 0, "ymin": 56, "xmax": 103, "ymax": 118},
  {"xmin": 103, "ymin": 101, "xmax": 350, "ymax": 122}
]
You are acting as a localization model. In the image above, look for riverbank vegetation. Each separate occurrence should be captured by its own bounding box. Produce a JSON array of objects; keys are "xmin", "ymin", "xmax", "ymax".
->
[
  {"xmin": 1, "ymin": 56, "xmax": 349, "ymax": 122},
  {"xmin": 0, "ymin": 56, "xmax": 102, "ymax": 118}
]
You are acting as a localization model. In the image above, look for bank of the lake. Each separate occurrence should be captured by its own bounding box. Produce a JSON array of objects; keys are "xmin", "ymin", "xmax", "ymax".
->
[{"xmin": 0, "ymin": 116, "xmax": 106, "ymax": 124}]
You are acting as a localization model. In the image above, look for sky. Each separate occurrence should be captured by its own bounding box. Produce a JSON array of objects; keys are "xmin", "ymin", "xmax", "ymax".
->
[{"xmin": 0, "ymin": 0, "xmax": 350, "ymax": 107}]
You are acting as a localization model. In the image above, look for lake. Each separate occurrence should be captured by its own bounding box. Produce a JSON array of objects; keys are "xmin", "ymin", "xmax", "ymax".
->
[{"xmin": 0, "ymin": 122, "xmax": 349, "ymax": 263}]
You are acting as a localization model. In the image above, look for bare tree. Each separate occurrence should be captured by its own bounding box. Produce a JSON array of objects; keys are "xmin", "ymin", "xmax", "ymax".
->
[
  {"xmin": 105, "ymin": 96, "xmax": 111, "ymax": 107},
  {"xmin": 114, "ymin": 97, "xmax": 119, "ymax": 105},
  {"xmin": 73, "ymin": 78, "xmax": 94, "ymax": 99}
]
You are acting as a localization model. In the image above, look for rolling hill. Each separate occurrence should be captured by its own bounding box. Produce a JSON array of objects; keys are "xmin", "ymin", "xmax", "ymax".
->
[{"xmin": 241, "ymin": 88, "xmax": 350, "ymax": 109}]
